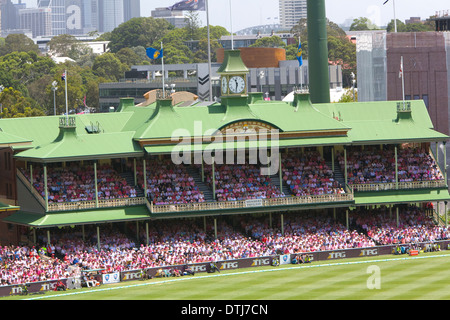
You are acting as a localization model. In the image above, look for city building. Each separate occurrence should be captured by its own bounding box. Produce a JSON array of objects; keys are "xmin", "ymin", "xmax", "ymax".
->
[
  {"xmin": 19, "ymin": 7, "xmax": 52, "ymax": 38},
  {"xmin": 151, "ymin": 7, "xmax": 188, "ymax": 29},
  {"xmin": 279, "ymin": 0, "xmax": 307, "ymax": 30}
]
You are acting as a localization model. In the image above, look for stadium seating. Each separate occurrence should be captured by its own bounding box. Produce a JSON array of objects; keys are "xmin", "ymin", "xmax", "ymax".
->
[{"xmin": 2, "ymin": 205, "xmax": 447, "ymax": 286}]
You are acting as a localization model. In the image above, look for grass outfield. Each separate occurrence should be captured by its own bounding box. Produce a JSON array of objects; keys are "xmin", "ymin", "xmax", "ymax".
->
[{"xmin": 5, "ymin": 251, "xmax": 450, "ymax": 301}]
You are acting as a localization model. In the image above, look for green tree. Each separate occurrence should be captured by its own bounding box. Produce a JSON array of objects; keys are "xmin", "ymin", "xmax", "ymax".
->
[
  {"xmin": 349, "ymin": 17, "xmax": 379, "ymax": 31},
  {"xmin": 108, "ymin": 17, "xmax": 173, "ymax": 53},
  {"xmin": 92, "ymin": 53, "xmax": 128, "ymax": 82},
  {"xmin": 0, "ymin": 87, "xmax": 45, "ymax": 118},
  {"xmin": 249, "ymin": 36, "xmax": 286, "ymax": 48},
  {"xmin": 0, "ymin": 34, "xmax": 39, "ymax": 56},
  {"xmin": 47, "ymin": 34, "xmax": 92, "ymax": 60}
]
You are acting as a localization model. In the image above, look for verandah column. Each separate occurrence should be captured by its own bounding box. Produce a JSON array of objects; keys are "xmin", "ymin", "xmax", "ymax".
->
[
  {"xmin": 30, "ymin": 163, "xmax": 33, "ymax": 189},
  {"xmin": 43, "ymin": 163, "xmax": 48, "ymax": 211},
  {"xmin": 395, "ymin": 145, "xmax": 398, "ymax": 190},
  {"xmin": 94, "ymin": 161, "xmax": 98, "ymax": 208},
  {"xmin": 143, "ymin": 158, "xmax": 147, "ymax": 198},
  {"xmin": 344, "ymin": 146, "xmax": 348, "ymax": 187},
  {"xmin": 279, "ymin": 151, "xmax": 283, "ymax": 193},
  {"xmin": 212, "ymin": 155, "xmax": 215, "ymax": 200},
  {"xmin": 444, "ymin": 142, "xmax": 447, "ymax": 183}
]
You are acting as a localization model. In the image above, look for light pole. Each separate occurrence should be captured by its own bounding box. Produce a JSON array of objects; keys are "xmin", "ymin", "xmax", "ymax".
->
[{"xmin": 51, "ymin": 81, "xmax": 58, "ymax": 116}]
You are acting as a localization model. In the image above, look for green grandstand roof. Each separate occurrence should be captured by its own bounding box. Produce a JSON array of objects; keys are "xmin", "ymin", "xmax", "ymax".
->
[
  {"xmin": 0, "ymin": 92, "xmax": 447, "ymax": 163},
  {"xmin": 316, "ymin": 100, "xmax": 448, "ymax": 144},
  {"xmin": 3, "ymin": 206, "xmax": 150, "ymax": 227}
]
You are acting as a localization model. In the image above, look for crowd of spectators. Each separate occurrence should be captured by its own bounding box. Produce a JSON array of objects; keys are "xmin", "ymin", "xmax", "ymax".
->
[
  {"xmin": 282, "ymin": 150, "xmax": 345, "ymax": 196},
  {"xmin": 21, "ymin": 164, "xmax": 137, "ymax": 203},
  {"xmin": 137, "ymin": 158, "xmax": 205, "ymax": 205},
  {"xmin": 2, "ymin": 206, "xmax": 447, "ymax": 287},
  {"xmin": 351, "ymin": 206, "xmax": 450, "ymax": 245},
  {"xmin": 203, "ymin": 163, "xmax": 285, "ymax": 201},
  {"xmin": 337, "ymin": 146, "xmax": 444, "ymax": 185}
]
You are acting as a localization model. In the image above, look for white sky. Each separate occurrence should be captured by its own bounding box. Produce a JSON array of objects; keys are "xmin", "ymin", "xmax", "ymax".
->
[
  {"xmin": 19, "ymin": 0, "xmax": 450, "ymax": 32},
  {"xmin": 144, "ymin": 0, "xmax": 450, "ymax": 31}
]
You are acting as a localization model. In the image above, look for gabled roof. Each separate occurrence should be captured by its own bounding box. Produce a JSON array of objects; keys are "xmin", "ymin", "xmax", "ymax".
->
[{"xmin": 316, "ymin": 100, "xmax": 448, "ymax": 144}]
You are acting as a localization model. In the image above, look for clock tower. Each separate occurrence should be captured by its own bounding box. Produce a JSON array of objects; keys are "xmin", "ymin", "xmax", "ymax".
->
[{"xmin": 217, "ymin": 50, "xmax": 249, "ymax": 99}]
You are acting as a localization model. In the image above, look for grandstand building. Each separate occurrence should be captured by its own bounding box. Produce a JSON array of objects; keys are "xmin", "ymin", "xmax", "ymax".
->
[{"xmin": 0, "ymin": 49, "xmax": 449, "ymax": 246}]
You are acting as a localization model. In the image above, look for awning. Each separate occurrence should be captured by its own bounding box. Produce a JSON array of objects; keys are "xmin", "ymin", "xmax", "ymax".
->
[
  {"xmin": 2, "ymin": 206, "xmax": 151, "ymax": 228},
  {"xmin": 0, "ymin": 202, "xmax": 20, "ymax": 212},
  {"xmin": 354, "ymin": 188, "xmax": 450, "ymax": 206},
  {"xmin": 144, "ymin": 136, "xmax": 351, "ymax": 155}
]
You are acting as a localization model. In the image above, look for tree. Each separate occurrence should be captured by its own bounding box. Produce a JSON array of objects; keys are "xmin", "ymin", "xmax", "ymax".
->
[
  {"xmin": 92, "ymin": 53, "xmax": 128, "ymax": 82},
  {"xmin": 47, "ymin": 34, "xmax": 92, "ymax": 60},
  {"xmin": 349, "ymin": 17, "xmax": 379, "ymax": 31},
  {"xmin": 249, "ymin": 36, "xmax": 286, "ymax": 48},
  {"xmin": 108, "ymin": 17, "xmax": 173, "ymax": 53},
  {"xmin": 0, "ymin": 87, "xmax": 45, "ymax": 118},
  {"xmin": 0, "ymin": 34, "xmax": 39, "ymax": 56}
]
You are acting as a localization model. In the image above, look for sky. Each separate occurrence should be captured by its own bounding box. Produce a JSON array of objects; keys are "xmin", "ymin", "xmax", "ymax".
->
[{"xmin": 143, "ymin": 0, "xmax": 450, "ymax": 32}]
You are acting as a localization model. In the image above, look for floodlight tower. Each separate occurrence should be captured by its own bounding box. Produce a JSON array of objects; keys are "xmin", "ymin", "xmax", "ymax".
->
[{"xmin": 306, "ymin": 0, "xmax": 330, "ymax": 104}]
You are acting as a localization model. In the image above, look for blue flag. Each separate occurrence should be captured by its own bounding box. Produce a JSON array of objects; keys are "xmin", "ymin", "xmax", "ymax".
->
[
  {"xmin": 168, "ymin": 0, "xmax": 205, "ymax": 11},
  {"xmin": 146, "ymin": 47, "xmax": 163, "ymax": 60},
  {"xmin": 297, "ymin": 42, "xmax": 303, "ymax": 67}
]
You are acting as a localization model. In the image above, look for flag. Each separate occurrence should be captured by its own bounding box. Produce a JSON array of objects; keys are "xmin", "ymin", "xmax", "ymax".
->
[
  {"xmin": 296, "ymin": 41, "xmax": 303, "ymax": 67},
  {"xmin": 146, "ymin": 47, "xmax": 163, "ymax": 60},
  {"xmin": 61, "ymin": 72, "xmax": 66, "ymax": 81},
  {"xmin": 399, "ymin": 57, "xmax": 403, "ymax": 79},
  {"xmin": 168, "ymin": 0, "xmax": 205, "ymax": 11}
]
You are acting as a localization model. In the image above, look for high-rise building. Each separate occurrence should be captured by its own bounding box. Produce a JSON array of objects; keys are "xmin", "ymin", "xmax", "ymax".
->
[
  {"xmin": 151, "ymin": 7, "xmax": 188, "ymax": 29},
  {"xmin": 19, "ymin": 7, "xmax": 52, "ymax": 37},
  {"xmin": 34, "ymin": 0, "xmax": 140, "ymax": 36},
  {"xmin": 279, "ymin": 0, "xmax": 307, "ymax": 30}
]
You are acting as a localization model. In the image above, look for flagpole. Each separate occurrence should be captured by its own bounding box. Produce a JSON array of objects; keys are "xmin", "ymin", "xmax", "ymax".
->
[
  {"xmin": 401, "ymin": 56, "xmax": 405, "ymax": 107},
  {"xmin": 161, "ymin": 42, "xmax": 166, "ymax": 96},
  {"xmin": 299, "ymin": 37, "xmax": 302, "ymax": 90},
  {"xmin": 206, "ymin": 0, "xmax": 212, "ymax": 101},
  {"xmin": 230, "ymin": 0, "xmax": 234, "ymax": 50}
]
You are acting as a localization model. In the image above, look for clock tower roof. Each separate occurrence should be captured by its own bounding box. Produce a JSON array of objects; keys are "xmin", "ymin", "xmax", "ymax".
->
[{"xmin": 217, "ymin": 50, "xmax": 249, "ymax": 75}]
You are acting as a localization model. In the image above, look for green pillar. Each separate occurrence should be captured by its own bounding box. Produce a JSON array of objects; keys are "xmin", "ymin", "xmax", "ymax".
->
[
  {"xmin": 396, "ymin": 207, "xmax": 399, "ymax": 228},
  {"xmin": 97, "ymin": 225, "xmax": 101, "ymax": 251},
  {"xmin": 444, "ymin": 142, "xmax": 447, "ymax": 184},
  {"xmin": 47, "ymin": 230, "xmax": 51, "ymax": 247},
  {"xmin": 346, "ymin": 209, "xmax": 349, "ymax": 230},
  {"xmin": 279, "ymin": 152, "xmax": 283, "ymax": 193},
  {"xmin": 307, "ymin": 0, "xmax": 330, "ymax": 104},
  {"xmin": 331, "ymin": 147, "xmax": 335, "ymax": 172},
  {"xmin": 395, "ymin": 145, "xmax": 398, "ymax": 189},
  {"xmin": 133, "ymin": 158, "xmax": 137, "ymax": 186},
  {"xmin": 445, "ymin": 201, "xmax": 448, "ymax": 227},
  {"xmin": 30, "ymin": 164, "xmax": 33, "ymax": 188},
  {"xmin": 146, "ymin": 221, "xmax": 149, "ymax": 245},
  {"xmin": 44, "ymin": 164, "xmax": 48, "ymax": 211},
  {"xmin": 344, "ymin": 147, "xmax": 348, "ymax": 187},
  {"xmin": 94, "ymin": 161, "xmax": 99, "ymax": 207},
  {"xmin": 281, "ymin": 214, "xmax": 284, "ymax": 236},
  {"xmin": 212, "ymin": 156, "xmax": 216, "ymax": 200},
  {"xmin": 143, "ymin": 159, "xmax": 147, "ymax": 197},
  {"xmin": 214, "ymin": 218, "xmax": 217, "ymax": 239}
]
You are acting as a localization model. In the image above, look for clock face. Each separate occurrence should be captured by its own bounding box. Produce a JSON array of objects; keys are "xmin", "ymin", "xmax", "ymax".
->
[
  {"xmin": 221, "ymin": 77, "xmax": 228, "ymax": 94},
  {"xmin": 228, "ymin": 76, "xmax": 246, "ymax": 94}
]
